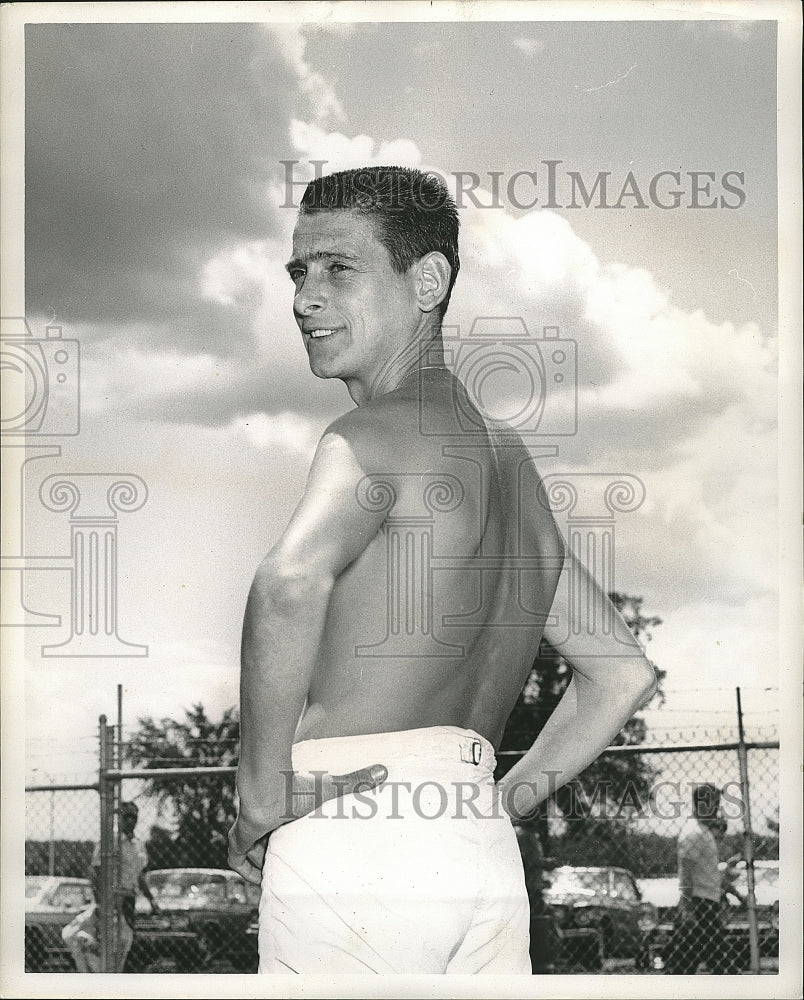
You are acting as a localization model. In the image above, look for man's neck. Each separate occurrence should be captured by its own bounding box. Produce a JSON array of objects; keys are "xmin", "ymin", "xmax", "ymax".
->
[{"xmin": 347, "ymin": 319, "xmax": 446, "ymax": 405}]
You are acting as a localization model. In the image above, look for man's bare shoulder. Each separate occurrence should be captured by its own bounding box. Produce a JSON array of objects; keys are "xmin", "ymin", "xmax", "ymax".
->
[{"xmin": 323, "ymin": 396, "xmax": 422, "ymax": 475}]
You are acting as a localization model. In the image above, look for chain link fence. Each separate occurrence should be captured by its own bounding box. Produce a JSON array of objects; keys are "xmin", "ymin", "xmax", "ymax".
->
[
  {"xmin": 25, "ymin": 717, "xmax": 779, "ymax": 975},
  {"xmin": 500, "ymin": 732, "xmax": 779, "ymax": 974},
  {"xmin": 24, "ymin": 784, "xmax": 99, "ymax": 972}
]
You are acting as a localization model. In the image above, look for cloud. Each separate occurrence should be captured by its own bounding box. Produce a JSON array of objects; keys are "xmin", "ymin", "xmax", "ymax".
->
[
  {"xmin": 450, "ymin": 190, "xmax": 774, "ymax": 426},
  {"xmin": 707, "ymin": 21, "xmax": 756, "ymax": 42},
  {"xmin": 54, "ymin": 108, "xmax": 776, "ymax": 493},
  {"xmin": 200, "ymin": 240, "xmax": 274, "ymax": 309},
  {"xmin": 25, "ymin": 25, "xmax": 295, "ymax": 341},
  {"xmin": 265, "ymin": 25, "xmax": 345, "ymax": 125},
  {"xmin": 23, "ymin": 17, "xmax": 778, "ymax": 617},
  {"xmin": 288, "ymin": 119, "xmax": 423, "ymax": 172},
  {"xmin": 647, "ymin": 594, "xmax": 777, "ymax": 693},
  {"xmin": 64, "ymin": 328, "xmax": 344, "ymax": 426},
  {"xmin": 24, "ymin": 27, "xmax": 430, "ymax": 424},
  {"xmin": 230, "ymin": 411, "xmax": 323, "ymax": 457},
  {"xmin": 512, "ymin": 36, "xmax": 544, "ymax": 57},
  {"xmin": 423, "ymin": 173, "xmax": 777, "ymax": 608}
]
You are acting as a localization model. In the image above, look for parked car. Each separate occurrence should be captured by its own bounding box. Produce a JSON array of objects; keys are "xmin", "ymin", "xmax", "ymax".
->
[
  {"xmin": 728, "ymin": 861, "xmax": 779, "ymax": 929},
  {"xmin": 127, "ymin": 868, "xmax": 260, "ymax": 973},
  {"xmin": 638, "ymin": 860, "xmax": 779, "ymax": 972},
  {"xmin": 543, "ymin": 866, "xmax": 658, "ymax": 971},
  {"xmin": 25, "ymin": 875, "xmax": 94, "ymax": 971},
  {"xmin": 723, "ymin": 859, "xmax": 779, "ymax": 965}
]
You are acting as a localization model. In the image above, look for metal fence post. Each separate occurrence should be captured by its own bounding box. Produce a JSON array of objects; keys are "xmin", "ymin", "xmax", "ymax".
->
[
  {"xmin": 47, "ymin": 787, "xmax": 55, "ymax": 875},
  {"xmin": 736, "ymin": 687, "xmax": 760, "ymax": 974},
  {"xmin": 98, "ymin": 715, "xmax": 117, "ymax": 974}
]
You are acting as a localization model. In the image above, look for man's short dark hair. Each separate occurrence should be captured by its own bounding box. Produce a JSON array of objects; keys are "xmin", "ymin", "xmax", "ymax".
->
[
  {"xmin": 692, "ymin": 783, "xmax": 721, "ymax": 819},
  {"xmin": 300, "ymin": 166, "xmax": 460, "ymax": 318},
  {"xmin": 120, "ymin": 802, "xmax": 139, "ymax": 817}
]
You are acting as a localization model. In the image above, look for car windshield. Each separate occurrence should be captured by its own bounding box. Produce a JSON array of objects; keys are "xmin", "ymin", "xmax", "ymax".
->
[
  {"xmin": 733, "ymin": 864, "xmax": 779, "ymax": 891},
  {"xmin": 753, "ymin": 866, "xmax": 779, "ymax": 888},
  {"xmin": 544, "ymin": 869, "xmax": 609, "ymax": 896},
  {"xmin": 145, "ymin": 871, "xmax": 237, "ymax": 906},
  {"xmin": 25, "ymin": 877, "xmax": 49, "ymax": 900},
  {"xmin": 245, "ymin": 883, "xmax": 261, "ymax": 906}
]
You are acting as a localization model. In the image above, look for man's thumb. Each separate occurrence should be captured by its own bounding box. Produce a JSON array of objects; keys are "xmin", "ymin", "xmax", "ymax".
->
[{"xmin": 336, "ymin": 763, "xmax": 388, "ymax": 793}]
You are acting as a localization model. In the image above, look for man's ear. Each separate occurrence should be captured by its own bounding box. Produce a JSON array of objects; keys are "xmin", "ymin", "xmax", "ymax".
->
[{"xmin": 413, "ymin": 252, "xmax": 451, "ymax": 313}]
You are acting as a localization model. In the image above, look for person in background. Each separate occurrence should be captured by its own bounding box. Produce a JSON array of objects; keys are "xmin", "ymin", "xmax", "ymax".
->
[
  {"xmin": 666, "ymin": 783, "xmax": 738, "ymax": 974},
  {"xmin": 72, "ymin": 802, "xmax": 160, "ymax": 972}
]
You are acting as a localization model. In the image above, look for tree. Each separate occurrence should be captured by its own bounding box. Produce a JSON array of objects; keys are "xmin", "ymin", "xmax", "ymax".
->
[
  {"xmin": 25, "ymin": 840, "xmax": 95, "ymax": 877},
  {"xmin": 125, "ymin": 704, "xmax": 239, "ymax": 869},
  {"xmin": 497, "ymin": 593, "xmax": 665, "ymax": 849}
]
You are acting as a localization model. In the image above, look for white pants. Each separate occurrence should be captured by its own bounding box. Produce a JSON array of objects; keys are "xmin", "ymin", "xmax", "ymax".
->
[{"xmin": 259, "ymin": 726, "xmax": 531, "ymax": 974}]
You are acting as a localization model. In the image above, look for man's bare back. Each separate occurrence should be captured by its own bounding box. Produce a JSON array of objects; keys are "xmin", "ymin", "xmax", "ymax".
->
[{"xmin": 295, "ymin": 370, "xmax": 564, "ymax": 749}]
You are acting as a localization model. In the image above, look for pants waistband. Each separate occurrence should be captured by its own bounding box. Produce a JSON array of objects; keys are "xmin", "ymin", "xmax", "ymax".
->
[{"xmin": 291, "ymin": 726, "xmax": 496, "ymax": 777}]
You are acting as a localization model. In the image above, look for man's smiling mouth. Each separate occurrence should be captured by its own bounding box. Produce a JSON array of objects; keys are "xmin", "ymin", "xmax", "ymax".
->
[{"xmin": 306, "ymin": 328, "xmax": 338, "ymax": 339}]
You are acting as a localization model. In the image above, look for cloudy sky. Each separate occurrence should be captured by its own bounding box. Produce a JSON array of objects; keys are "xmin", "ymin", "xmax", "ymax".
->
[{"xmin": 11, "ymin": 10, "xmax": 789, "ymax": 785}]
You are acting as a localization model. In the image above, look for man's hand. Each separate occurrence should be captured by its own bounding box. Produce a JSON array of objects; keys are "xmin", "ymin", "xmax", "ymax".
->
[
  {"xmin": 497, "ymin": 778, "xmax": 539, "ymax": 822},
  {"xmin": 228, "ymin": 763, "xmax": 387, "ymax": 884}
]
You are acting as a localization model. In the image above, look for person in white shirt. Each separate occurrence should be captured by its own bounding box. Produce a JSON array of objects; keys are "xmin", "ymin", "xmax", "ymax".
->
[
  {"xmin": 65, "ymin": 801, "xmax": 159, "ymax": 972},
  {"xmin": 666, "ymin": 783, "xmax": 736, "ymax": 974}
]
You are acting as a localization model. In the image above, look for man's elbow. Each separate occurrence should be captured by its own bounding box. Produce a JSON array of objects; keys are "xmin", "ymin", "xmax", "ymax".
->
[
  {"xmin": 629, "ymin": 661, "xmax": 658, "ymax": 708},
  {"xmin": 252, "ymin": 554, "xmax": 334, "ymax": 611}
]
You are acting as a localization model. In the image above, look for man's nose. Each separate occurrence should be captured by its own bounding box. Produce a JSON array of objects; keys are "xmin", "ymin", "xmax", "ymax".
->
[{"xmin": 294, "ymin": 272, "xmax": 326, "ymax": 315}]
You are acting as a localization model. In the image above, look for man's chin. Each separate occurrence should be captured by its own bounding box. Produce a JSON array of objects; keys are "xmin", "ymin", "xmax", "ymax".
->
[{"xmin": 307, "ymin": 357, "xmax": 345, "ymax": 381}]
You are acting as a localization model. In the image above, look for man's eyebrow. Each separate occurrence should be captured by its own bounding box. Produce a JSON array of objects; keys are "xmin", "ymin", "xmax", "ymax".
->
[{"xmin": 285, "ymin": 250, "xmax": 360, "ymax": 272}]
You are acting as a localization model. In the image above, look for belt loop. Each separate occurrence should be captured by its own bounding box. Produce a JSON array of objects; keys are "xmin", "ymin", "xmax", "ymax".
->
[{"xmin": 460, "ymin": 738, "xmax": 482, "ymax": 766}]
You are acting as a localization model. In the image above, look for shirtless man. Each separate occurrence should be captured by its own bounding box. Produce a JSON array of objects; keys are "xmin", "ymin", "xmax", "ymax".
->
[{"xmin": 228, "ymin": 166, "xmax": 657, "ymax": 974}]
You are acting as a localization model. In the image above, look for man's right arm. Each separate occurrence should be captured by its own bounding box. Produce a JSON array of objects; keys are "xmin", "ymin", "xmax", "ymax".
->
[{"xmin": 229, "ymin": 423, "xmax": 389, "ymax": 881}]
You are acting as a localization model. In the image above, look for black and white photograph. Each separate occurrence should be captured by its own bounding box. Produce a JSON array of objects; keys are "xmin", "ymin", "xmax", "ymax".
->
[{"xmin": 1, "ymin": 2, "xmax": 801, "ymax": 997}]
